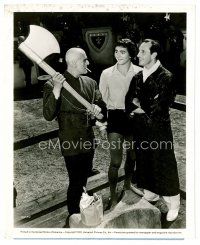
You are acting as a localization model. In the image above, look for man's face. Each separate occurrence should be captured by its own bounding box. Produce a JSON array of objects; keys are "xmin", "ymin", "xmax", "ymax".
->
[
  {"xmin": 137, "ymin": 42, "xmax": 153, "ymax": 68},
  {"xmin": 75, "ymin": 52, "xmax": 89, "ymax": 75},
  {"xmin": 114, "ymin": 46, "xmax": 130, "ymax": 65}
]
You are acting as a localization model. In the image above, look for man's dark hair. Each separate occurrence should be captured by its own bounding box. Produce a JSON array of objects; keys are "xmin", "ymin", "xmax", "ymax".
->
[
  {"xmin": 115, "ymin": 38, "xmax": 138, "ymax": 60},
  {"xmin": 143, "ymin": 39, "xmax": 161, "ymax": 59}
]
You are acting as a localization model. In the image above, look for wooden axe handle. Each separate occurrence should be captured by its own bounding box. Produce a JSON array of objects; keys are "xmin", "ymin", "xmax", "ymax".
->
[
  {"xmin": 40, "ymin": 61, "xmax": 103, "ymax": 120},
  {"xmin": 19, "ymin": 43, "xmax": 103, "ymax": 120}
]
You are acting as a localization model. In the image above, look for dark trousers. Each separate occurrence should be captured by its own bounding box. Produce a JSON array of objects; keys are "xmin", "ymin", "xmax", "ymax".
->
[{"xmin": 64, "ymin": 151, "xmax": 94, "ymax": 215}]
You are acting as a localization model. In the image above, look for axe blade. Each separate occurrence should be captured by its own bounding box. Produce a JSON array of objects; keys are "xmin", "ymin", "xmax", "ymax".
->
[
  {"xmin": 18, "ymin": 25, "xmax": 104, "ymax": 120},
  {"xmin": 21, "ymin": 25, "xmax": 60, "ymax": 60}
]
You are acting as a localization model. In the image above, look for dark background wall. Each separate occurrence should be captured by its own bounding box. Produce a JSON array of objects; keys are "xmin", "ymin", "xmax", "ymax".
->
[{"xmin": 14, "ymin": 12, "xmax": 186, "ymax": 94}]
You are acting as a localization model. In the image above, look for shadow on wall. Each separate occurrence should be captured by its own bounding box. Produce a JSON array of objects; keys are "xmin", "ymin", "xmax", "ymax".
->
[
  {"xmin": 14, "ymin": 62, "xmax": 43, "ymax": 101},
  {"xmin": 14, "ymin": 62, "xmax": 38, "ymax": 89}
]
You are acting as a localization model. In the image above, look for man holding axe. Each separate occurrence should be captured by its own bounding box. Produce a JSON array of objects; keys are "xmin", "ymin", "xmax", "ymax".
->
[
  {"xmin": 43, "ymin": 47, "xmax": 107, "ymax": 226},
  {"xmin": 18, "ymin": 26, "xmax": 107, "ymax": 227}
]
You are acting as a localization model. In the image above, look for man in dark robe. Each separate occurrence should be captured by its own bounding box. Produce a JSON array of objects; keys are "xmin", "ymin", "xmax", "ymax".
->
[
  {"xmin": 43, "ymin": 48, "xmax": 107, "ymax": 226},
  {"xmin": 125, "ymin": 39, "xmax": 180, "ymax": 222}
]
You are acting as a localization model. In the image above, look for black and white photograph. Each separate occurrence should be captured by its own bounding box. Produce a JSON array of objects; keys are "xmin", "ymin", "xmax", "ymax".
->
[{"xmin": 1, "ymin": 0, "xmax": 199, "ymax": 241}]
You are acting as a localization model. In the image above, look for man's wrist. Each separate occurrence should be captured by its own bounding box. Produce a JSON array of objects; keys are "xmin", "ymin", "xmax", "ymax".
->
[{"xmin": 53, "ymin": 86, "xmax": 62, "ymax": 99}]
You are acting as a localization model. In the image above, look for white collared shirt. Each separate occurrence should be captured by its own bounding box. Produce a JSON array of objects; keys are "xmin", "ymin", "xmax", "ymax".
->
[
  {"xmin": 99, "ymin": 63, "xmax": 142, "ymax": 109},
  {"xmin": 143, "ymin": 60, "xmax": 161, "ymax": 82}
]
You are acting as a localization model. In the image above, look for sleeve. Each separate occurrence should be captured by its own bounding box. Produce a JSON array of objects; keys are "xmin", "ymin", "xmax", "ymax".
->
[
  {"xmin": 93, "ymin": 81, "xmax": 107, "ymax": 122},
  {"xmin": 43, "ymin": 81, "xmax": 61, "ymax": 121},
  {"xmin": 125, "ymin": 77, "xmax": 139, "ymax": 114},
  {"xmin": 99, "ymin": 71, "xmax": 109, "ymax": 105},
  {"xmin": 150, "ymin": 72, "xmax": 176, "ymax": 115}
]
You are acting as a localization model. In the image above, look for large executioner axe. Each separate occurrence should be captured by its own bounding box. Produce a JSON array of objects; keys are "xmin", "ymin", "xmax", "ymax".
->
[{"xmin": 18, "ymin": 25, "xmax": 103, "ymax": 120}]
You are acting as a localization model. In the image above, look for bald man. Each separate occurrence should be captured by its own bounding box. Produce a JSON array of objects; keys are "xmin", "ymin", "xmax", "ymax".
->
[{"xmin": 43, "ymin": 48, "xmax": 107, "ymax": 227}]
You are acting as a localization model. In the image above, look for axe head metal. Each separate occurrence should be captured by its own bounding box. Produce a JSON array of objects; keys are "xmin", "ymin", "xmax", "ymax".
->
[{"xmin": 19, "ymin": 25, "xmax": 60, "ymax": 60}]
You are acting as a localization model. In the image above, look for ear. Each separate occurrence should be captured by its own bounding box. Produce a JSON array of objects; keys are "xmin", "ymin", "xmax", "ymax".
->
[
  {"xmin": 71, "ymin": 59, "xmax": 78, "ymax": 68},
  {"xmin": 151, "ymin": 52, "xmax": 158, "ymax": 59}
]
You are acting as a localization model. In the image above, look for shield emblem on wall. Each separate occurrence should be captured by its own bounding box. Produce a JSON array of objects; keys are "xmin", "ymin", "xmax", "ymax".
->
[
  {"xmin": 83, "ymin": 27, "xmax": 113, "ymax": 65},
  {"xmin": 88, "ymin": 32, "xmax": 108, "ymax": 52},
  {"xmin": 84, "ymin": 28, "xmax": 111, "ymax": 53}
]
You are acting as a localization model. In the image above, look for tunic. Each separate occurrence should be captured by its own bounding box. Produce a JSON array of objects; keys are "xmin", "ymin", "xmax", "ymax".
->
[
  {"xmin": 125, "ymin": 64, "xmax": 180, "ymax": 196},
  {"xmin": 43, "ymin": 71, "xmax": 107, "ymax": 156}
]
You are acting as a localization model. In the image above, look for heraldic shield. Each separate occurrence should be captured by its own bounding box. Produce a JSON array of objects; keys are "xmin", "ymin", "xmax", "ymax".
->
[
  {"xmin": 83, "ymin": 27, "xmax": 114, "ymax": 65},
  {"xmin": 87, "ymin": 32, "xmax": 108, "ymax": 52}
]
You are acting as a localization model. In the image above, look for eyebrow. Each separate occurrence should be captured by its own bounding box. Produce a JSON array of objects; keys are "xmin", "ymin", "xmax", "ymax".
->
[{"xmin": 115, "ymin": 48, "xmax": 127, "ymax": 51}]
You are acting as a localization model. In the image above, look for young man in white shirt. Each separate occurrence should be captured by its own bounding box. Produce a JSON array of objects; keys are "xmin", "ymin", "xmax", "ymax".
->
[{"xmin": 99, "ymin": 39, "xmax": 143, "ymax": 209}]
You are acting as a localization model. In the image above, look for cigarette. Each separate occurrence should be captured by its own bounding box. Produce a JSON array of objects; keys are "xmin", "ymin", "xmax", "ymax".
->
[{"xmin": 86, "ymin": 67, "xmax": 91, "ymax": 73}]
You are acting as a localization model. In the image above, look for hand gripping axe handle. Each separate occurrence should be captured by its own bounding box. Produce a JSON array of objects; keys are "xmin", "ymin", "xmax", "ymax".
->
[{"xmin": 18, "ymin": 25, "xmax": 103, "ymax": 120}]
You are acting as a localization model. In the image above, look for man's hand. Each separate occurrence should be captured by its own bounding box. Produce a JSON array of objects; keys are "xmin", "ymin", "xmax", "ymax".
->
[
  {"xmin": 130, "ymin": 107, "xmax": 145, "ymax": 116},
  {"xmin": 134, "ymin": 108, "xmax": 145, "ymax": 114},
  {"xmin": 132, "ymin": 98, "xmax": 141, "ymax": 107},
  {"xmin": 88, "ymin": 104, "xmax": 102, "ymax": 117},
  {"xmin": 52, "ymin": 72, "xmax": 65, "ymax": 99}
]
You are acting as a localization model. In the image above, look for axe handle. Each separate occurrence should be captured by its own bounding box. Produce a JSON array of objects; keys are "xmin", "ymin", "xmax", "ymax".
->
[
  {"xmin": 18, "ymin": 43, "xmax": 103, "ymax": 120},
  {"xmin": 39, "ymin": 61, "xmax": 103, "ymax": 120}
]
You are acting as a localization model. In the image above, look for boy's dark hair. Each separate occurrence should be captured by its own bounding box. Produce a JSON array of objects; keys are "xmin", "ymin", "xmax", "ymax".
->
[
  {"xmin": 115, "ymin": 38, "xmax": 138, "ymax": 60},
  {"xmin": 143, "ymin": 39, "xmax": 161, "ymax": 59}
]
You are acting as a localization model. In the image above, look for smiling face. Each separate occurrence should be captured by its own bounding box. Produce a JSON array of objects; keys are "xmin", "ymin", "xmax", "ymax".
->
[
  {"xmin": 114, "ymin": 46, "xmax": 131, "ymax": 65},
  {"xmin": 137, "ymin": 41, "xmax": 156, "ymax": 69}
]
